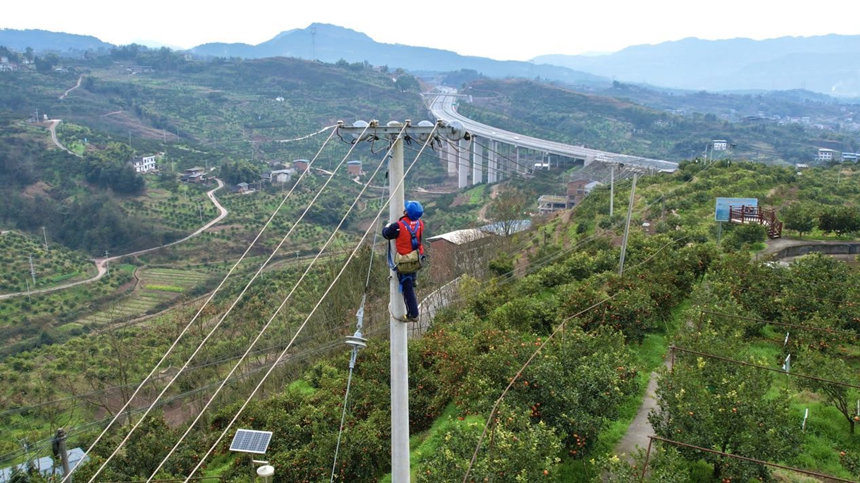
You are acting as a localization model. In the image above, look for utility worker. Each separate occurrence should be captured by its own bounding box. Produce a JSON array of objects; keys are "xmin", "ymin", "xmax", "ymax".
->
[{"xmin": 383, "ymin": 200, "xmax": 426, "ymax": 321}]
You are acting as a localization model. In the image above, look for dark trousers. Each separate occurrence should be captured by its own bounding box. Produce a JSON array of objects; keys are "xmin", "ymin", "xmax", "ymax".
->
[{"xmin": 398, "ymin": 273, "xmax": 418, "ymax": 319}]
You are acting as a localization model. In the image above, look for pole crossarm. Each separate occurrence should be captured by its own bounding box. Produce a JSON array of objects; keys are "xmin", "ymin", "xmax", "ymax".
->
[{"xmin": 335, "ymin": 119, "xmax": 470, "ymax": 144}]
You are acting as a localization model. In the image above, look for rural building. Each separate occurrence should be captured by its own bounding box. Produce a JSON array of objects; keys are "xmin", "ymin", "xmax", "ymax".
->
[
  {"xmin": 131, "ymin": 153, "xmax": 162, "ymax": 173},
  {"xmin": 0, "ymin": 448, "xmax": 88, "ymax": 482},
  {"xmin": 236, "ymin": 182, "xmax": 250, "ymax": 193},
  {"xmin": 293, "ymin": 159, "xmax": 310, "ymax": 172},
  {"xmin": 567, "ymin": 179, "xmax": 604, "ymax": 206},
  {"xmin": 347, "ymin": 160, "xmax": 362, "ymax": 176},
  {"xmin": 712, "ymin": 139, "xmax": 728, "ymax": 151},
  {"xmin": 427, "ymin": 228, "xmax": 495, "ymax": 284},
  {"xmin": 180, "ymin": 167, "xmax": 206, "ymax": 183},
  {"xmin": 538, "ymin": 195, "xmax": 569, "ymax": 214},
  {"xmin": 816, "ymin": 148, "xmax": 838, "ymax": 162},
  {"xmin": 270, "ymin": 168, "xmax": 295, "ymax": 183}
]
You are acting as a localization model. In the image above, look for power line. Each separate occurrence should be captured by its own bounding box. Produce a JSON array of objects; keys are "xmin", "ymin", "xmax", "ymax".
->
[
  {"xmin": 86, "ymin": 124, "xmax": 368, "ymax": 483},
  {"xmin": 462, "ymin": 291, "xmax": 621, "ymax": 483},
  {"xmin": 699, "ymin": 310, "xmax": 860, "ymax": 338},
  {"xmin": 145, "ymin": 123, "xmax": 402, "ymax": 480},
  {"xmin": 183, "ymin": 123, "xmax": 440, "ymax": 481},
  {"xmin": 671, "ymin": 345, "xmax": 860, "ymax": 389},
  {"xmin": 641, "ymin": 435, "xmax": 855, "ymax": 483},
  {"xmin": 71, "ymin": 125, "xmax": 339, "ymax": 483}
]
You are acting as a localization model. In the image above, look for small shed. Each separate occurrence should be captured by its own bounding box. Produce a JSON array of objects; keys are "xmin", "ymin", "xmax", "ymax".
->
[
  {"xmin": 293, "ymin": 159, "xmax": 310, "ymax": 172},
  {"xmin": 347, "ymin": 160, "xmax": 362, "ymax": 176}
]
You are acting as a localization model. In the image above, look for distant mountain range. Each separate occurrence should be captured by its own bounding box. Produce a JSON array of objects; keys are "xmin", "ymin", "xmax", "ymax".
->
[
  {"xmin": 534, "ymin": 35, "xmax": 860, "ymax": 98},
  {"xmin": 189, "ymin": 23, "xmax": 606, "ymax": 87},
  {"xmin": 3, "ymin": 25, "xmax": 860, "ymax": 97},
  {"xmin": 0, "ymin": 28, "xmax": 112, "ymax": 54}
]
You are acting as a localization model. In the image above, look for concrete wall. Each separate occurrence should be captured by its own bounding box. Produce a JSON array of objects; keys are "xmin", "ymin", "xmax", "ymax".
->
[{"xmin": 773, "ymin": 242, "xmax": 860, "ymax": 259}]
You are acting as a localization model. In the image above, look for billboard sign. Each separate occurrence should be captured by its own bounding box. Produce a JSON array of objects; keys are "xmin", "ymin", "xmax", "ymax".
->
[{"xmin": 715, "ymin": 197, "xmax": 757, "ymax": 222}]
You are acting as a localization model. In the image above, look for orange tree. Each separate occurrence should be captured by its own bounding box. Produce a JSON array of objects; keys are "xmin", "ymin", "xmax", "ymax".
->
[{"xmin": 649, "ymin": 331, "xmax": 800, "ymax": 480}]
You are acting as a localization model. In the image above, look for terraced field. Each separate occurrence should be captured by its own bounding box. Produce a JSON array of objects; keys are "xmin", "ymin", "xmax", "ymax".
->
[{"xmin": 75, "ymin": 267, "xmax": 211, "ymax": 328}]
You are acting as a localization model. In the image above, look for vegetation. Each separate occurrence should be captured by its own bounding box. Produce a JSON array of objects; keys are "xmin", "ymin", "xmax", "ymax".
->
[{"xmin": 2, "ymin": 42, "xmax": 860, "ymax": 482}]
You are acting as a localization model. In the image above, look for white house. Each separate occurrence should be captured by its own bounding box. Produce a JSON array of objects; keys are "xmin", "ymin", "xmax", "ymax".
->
[
  {"xmin": 131, "ymin": 153, "xmax": 162, "ymax": 173},
  {"xmin": 816, "ymin": 148, "xmax": 838, "ymax": 162}
]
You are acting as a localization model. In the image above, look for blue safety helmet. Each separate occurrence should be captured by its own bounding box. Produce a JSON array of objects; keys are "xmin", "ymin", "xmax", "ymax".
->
[{"xmin": 405, "ymin": 200, "xmax": 424, "ymax": 220}]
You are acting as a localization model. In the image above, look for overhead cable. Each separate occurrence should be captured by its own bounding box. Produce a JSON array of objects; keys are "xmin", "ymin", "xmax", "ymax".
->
[
  {"xmin": 76, "ymin": 124, "xmax": 342, "ymax": 483},
  {"xmin": 182, "ymin": 122, "xmax": 439, "ymax": 481}
]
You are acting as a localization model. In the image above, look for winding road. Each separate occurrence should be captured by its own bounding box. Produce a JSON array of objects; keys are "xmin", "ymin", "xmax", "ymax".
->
[
  {"xmin": 0, "ymin": 179, "xmax": 228, "ymax": 300},
  {"xmin": 45, "ymin": 119, "xmax": 81, "ymax": 157}
]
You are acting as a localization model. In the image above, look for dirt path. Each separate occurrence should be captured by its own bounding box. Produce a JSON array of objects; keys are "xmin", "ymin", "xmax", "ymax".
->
[
  {"xmin": 614, "ymin": 358, "xmax": 670, "ymax": 461},
  {"xmin": 59, "ymin": 75, "xmax": 83, "ymax": 100},
  {"xmin": 0, "ymin": 179, "xmax": 228, "ymax": 300},
  {"xmin": 476, "ymin": 184, "xmax": 502, "ymax": 222},
  {"xmin": 45, "ymin": 119, "xmax": 82, "ymax": 157}
]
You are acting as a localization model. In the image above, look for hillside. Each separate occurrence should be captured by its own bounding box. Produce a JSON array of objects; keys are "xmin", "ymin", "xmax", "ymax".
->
[{"xmin": 3, "ymin": 161, "xmax": 860, "ymax": 481}]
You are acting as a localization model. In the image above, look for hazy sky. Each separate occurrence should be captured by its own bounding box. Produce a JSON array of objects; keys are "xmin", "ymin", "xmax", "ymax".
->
[{"xmin": 4, "ymin": 0, "xmax": 858, "ymax": 60}]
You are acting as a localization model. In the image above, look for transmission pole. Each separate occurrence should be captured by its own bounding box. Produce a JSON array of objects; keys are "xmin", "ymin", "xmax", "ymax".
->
[
  {"xmin": 618, "ymin": 173, "xmax": 637, "ymax": 276},
  {"xmin": 29, "ymin": 254, "xmax": 36, "ymax": 285},
  {"xmin": 609, "ymin": 165, "xmax": 615, "ymax": 217},
  {"xmin": 42, "ymin": 226, "xmax": 48, "ymax": 250},
  {"xmin": 387, "ymin": 124, "xmax": 410, "ymax": 482},
  {"xmin": 336, "ymin": 119, "xmax": 467, "ymax": 483},
  {"xmin": 54, "ymin": 428, "xmax": 70, "ymax": 479}
]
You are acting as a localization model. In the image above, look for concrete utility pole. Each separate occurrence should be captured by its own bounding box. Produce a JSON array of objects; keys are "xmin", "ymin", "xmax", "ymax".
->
[
  {"xmin": 618, "ymin": 173, "xmax": 638, "ymax": 276},
  {"xmin": 29, "ymin": 254, "xmax": 36, "ymax": 285},
  {"xmin": 336, "ymin": 119, "xmax": 468, "ymax": 483},
  {"xmin": 609, "ymin": 165, "xmax": 615, "ymax": 217},
  {"xmin": 54, "ymin": 428, "xmax": 70, "ymax": 479},
  {"xmin": 387, "ymin": 126, "xmax": 410, "ymax": 482},
  {"xmin": 42, "ymin": 226, "xmax": 48, "ymax": 250}
]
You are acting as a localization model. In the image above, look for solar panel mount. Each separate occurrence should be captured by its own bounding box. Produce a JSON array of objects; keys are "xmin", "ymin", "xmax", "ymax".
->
[{"xmin": 229, "ymin": 429, "xmax": 273, "ymax": 454}]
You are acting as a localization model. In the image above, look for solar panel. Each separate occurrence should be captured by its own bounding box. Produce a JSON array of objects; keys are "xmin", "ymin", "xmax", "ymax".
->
[{"xmin": 229, "ymin": 429, "xmax": 273, "ymax": 454}]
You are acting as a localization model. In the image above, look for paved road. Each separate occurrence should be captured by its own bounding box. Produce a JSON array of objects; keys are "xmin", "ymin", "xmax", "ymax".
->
[{"xmin": 0, "ymin": 179, "xmax": 228, "ymax": 300}]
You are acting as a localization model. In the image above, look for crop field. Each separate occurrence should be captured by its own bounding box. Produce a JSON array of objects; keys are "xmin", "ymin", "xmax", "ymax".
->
[{"xmin": 75, "ymin": 267, "xmax": 211, "ymax": 328}]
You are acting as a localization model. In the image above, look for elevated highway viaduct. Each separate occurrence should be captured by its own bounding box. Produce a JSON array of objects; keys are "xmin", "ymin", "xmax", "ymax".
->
[{"xmin": 426, "ymin": 88, "xmax": 678, "ymax": 188}]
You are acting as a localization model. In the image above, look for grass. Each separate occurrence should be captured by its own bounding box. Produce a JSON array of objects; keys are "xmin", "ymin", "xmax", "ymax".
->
[
  {"xmin": 378, "ymin": 403, "xmax": 483, "ymax": 483},
  {"xmin": 787, "ymin": 395, "xmax": 860, "ymax": 479}
]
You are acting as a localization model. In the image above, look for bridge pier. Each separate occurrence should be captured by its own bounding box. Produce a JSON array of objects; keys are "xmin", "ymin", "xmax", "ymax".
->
[
  {"xmin": 445, "ymin": 141, "xmax": 457, "ymax": 176},
  {"xmin": 513, "ymin": 146, "xmax": 519, "ymax": 173},
  {"xmin": 472, "ymin": 137, "xmax": 483, "ymax": 185},
  {"xmin": 458, "ymin": 139, "xmax": 470, "ymax": 188},
  {"xmin": 488, "ymin": 140, "xmax": 498, "ymax": 183}
]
